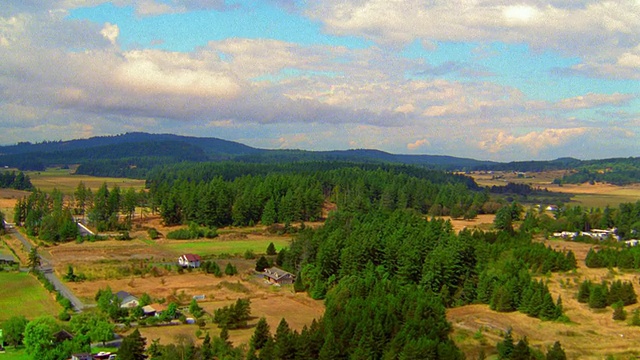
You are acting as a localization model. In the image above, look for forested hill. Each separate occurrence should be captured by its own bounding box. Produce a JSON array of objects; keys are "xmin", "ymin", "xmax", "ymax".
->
[
  {"xmin": 2, "ymin": 132, "xmax": 638, "ymax": 179},
  {"xmin": 0, "ymin": 132, "xmax": 496, "ymax": 174}
]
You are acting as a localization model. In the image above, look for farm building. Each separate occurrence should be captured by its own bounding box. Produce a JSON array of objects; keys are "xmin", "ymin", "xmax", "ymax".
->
[
  {"xmin": 178, "ymin": 253, "xmax": 202, "ymax": 268},
  {"xmin": 0, "ymin": 254, "xmax": 15, "ymax": 265},
  {"xmin": 116, "ymin": 291, "xmax": 139, "ymax": 308},
  {"xmin": 263, "ymin": 267, "xmax": 295, "ymax": 285},
  {"xmin": 142, "ymin": 303, "xmax": 168, "ymax": 317}
]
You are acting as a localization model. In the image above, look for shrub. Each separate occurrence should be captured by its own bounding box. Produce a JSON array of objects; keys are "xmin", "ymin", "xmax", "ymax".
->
[
  {"xmin": 167, "ymin": 228, "xmax": 192, "ymax": 240},
  {"xmin": 58, "ymin": 311, "xmax": 71, "ymax": 321},
  {"xmin": 147, "ymin": 228, "xmax": 160, "ymax": 239},
  {"xmin": 116, "ymin": 231, "xmax": 131, "ymax": 240}
]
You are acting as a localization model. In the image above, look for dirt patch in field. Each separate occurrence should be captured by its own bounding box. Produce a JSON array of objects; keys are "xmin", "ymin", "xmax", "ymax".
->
[
  {"xmin": 439, "ymin": 214, "xmax": 496, "ymax": 233},
  {"xmin": 48, "ymin": 239, "xmax": 176, "ymax": 263}
]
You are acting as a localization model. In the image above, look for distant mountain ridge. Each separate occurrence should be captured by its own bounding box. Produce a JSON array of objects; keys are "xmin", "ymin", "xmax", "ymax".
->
[{"xmin": 0, "ymin": 132, "xmax": 636, "ymax": 175}]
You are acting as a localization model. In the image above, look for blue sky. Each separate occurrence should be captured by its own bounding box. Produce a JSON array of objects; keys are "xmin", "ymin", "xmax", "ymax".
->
[{"xmin": 0, "ymin": 0, "xmax": 638, "ymax": 161}]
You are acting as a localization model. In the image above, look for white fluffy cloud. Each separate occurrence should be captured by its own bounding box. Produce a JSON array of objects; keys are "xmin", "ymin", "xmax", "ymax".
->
[
  {"xmin": 0, "ymin": 0, "xmax": 637, "ymax": 161},
  {"xmin": 307, "ymin": 0, "xmax": 640, "ymax": 79}
]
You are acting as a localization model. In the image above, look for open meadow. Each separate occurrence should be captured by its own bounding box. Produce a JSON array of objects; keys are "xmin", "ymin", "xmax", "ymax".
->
[
  {"xmin": 471, "ymin": 170, "xmax": 640, "ymax": 208},
  {"xmin": 448, "ymin": 238, "xmax": 640, "ymax": 360},
  {"xmin": 0, "ymin": 272, "xmax": 61, "ymax": 323},
  {"xmin": 25, "ymin": 168, "xmax": 146, "ymax": 194}
]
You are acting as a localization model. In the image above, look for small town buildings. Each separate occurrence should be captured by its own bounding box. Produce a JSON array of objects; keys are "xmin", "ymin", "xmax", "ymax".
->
[
  {"xmin": 263, "ymin": 267, "xmax": 295, "ymax": 285},
  {"xmin": 115, "ymin": 291, "xmax": 139, "ymax": 308},
  {"xmin": 178, "ymin": 254, "xmax": 201, "ymax": 268},
  {"xmin": 552, "ymin": 228, "xmax": 621, "ymax": 242}
]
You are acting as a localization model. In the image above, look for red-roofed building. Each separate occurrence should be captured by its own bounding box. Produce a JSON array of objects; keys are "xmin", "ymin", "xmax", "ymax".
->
[{"xmin": 178, "ymin": 254, "xmax": 201, "ymax": 268}]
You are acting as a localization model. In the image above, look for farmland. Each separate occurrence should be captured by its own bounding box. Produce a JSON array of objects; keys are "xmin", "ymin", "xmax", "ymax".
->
[
  {"xmin": 0, "ymin": 272, "xmax": 61, "ymax": 323},
  {"xmin": 25, "ymin": 168, "xmax": 146, "ymax": 193},
  {"xmin": 471, "ymin": 170, "xmax": 640, "ymax": 208}
]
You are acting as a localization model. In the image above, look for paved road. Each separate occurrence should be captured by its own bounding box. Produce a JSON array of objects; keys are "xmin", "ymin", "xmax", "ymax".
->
[{"xmin": 8, "ymin": 227, "xmax": 86, "ymax": 312}]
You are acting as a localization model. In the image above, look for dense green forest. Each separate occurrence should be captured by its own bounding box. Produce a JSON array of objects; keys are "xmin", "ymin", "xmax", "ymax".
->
[
  {"xmin": 279, "ymin": 210, "xmax": 571, "ymax": 321},
  {"xmin": 145, "ymin": 162, "xmax": 490, "ymax": 228}
]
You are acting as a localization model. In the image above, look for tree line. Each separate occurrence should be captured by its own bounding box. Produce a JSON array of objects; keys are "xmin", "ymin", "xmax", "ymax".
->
[{"xmin": 0, "ymin": 170, "xmax": 33, "ymax": 190}]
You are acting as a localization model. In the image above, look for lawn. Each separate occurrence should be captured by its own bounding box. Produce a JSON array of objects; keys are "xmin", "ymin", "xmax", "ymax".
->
[
  {"xmin": 570, "ymin": 193, "xmax": 640, "ymax": 208},
  {"xmin": 160, "ymin": 237, "xmax": 291, "ymax": 257},
  {"xmin": 0, "ymin": 272, "xmax": 61, "ymax": 323},
  {"xmin": 0, "ymin": 347, "xmax": 29, "ymax": 360}
]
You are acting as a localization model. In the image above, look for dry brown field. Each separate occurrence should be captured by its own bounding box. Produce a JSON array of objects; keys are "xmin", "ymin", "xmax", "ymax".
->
[
  {"xmin": 449, "ymin": 238, "xmax": 640, "ymax": 360},
  {"xmin": 72, "ymin": 271, "xmax": 324, "ymax": 347},
  {"xmin": 440, "ymin": 214, "xmax": 496, "ymax": 233},
  {"xmin": 469, "ymin": 170, "xmax": 640, "ymax": 208}
]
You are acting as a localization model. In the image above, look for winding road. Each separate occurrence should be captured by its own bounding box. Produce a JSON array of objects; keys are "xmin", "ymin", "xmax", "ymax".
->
[{"xmin": 7, "ymin": 226, "xmax": 86, "ymax": 312}]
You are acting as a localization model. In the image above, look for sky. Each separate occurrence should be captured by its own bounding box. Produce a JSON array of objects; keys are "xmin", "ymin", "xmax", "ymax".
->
[{"xmin": 0, "ymin": 0, "xmax": 638, "ymax": 161}]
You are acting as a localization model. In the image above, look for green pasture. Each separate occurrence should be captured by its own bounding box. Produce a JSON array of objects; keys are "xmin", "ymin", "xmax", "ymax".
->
[
  {"xmin": 26, "ymin": 168, "xmax": 145, "ymax": 194},
  {"xmin": 570, "ymin": 191, "xmax": 640, "ymax": 208},
  {"xmin": 0, "ymin": 272, "xmax": 61, "ymax": 323},
  {"xmin": 161, "ymin": 238, "xmax": 291, "ymax": 257}
]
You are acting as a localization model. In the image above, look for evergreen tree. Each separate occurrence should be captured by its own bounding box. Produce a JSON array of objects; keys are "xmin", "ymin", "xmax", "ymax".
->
[
  {"xmin": 266, "ymin": 242, "xmax": 277, "ymax": 255},
  {"xmin": 224, "ymin": 262, "xmax": 238, "ymax": 276},
  {"xmin": 250, "ymin": 317, "xmax": 271, "ymax": 350},
  {"xmin": 118, "ymin": 329, "xmax": 147, "ymax": 360},
  {"xmin": 546, "ymin": 341, "xmax": 567, "ymax": 360},
  {"xmin": 261, "ymin": 198, "xmax": 277, "ymax": 226},
  {"xmin": 512, "ymin": 337, "xmax": 532, "ymax": 360},
  {"xmin": 273, "ymin": 318, "xmax": 295, "ymax": 360},
  {"xmin": 588, "ymin": 285, "xmax": 608, "ymax": 309},
  {"xmin": 27, "ymin": 247, "xmax": 40, "ymax": 273},
  {"xmin": 631, "ymin": 309, "xmax": 640, "ymax": 326},
  {"xmin": 612, "ymin": 301, "xmax": 627, "ymax": 321},
  {"xmin": 497, "ymin": 329, "xmax": 514, "ymax": 360},
  {"xmin": 494, "ymin": 206, "xmax": 514, "ymax": 233},
  {"xmin": 256, "ymin": 256, "xmax": 270, "ymax": 272},
  {"xmin": 293, "ymin": 272, "xmax": 305, "ymax": 293},
  {"xmin": 577, "ymin": 280, "xmax": 591, "ymax": 303}
]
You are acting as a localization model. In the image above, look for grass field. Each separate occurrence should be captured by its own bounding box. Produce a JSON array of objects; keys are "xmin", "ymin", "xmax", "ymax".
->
[
  {"xmin": 0, "ymin": 347, "xmax": 29, "ymax": 360},
  {"xmin": 160, "ymin": 237, "xmax": 292, "ymax": 257},
  {"xmin": 26, "ymin": 168, "xmax": 145, "ymax": 194},
  {"xmin": 0, "ymin": 272, "xmax": 61, "ymax": 323}
]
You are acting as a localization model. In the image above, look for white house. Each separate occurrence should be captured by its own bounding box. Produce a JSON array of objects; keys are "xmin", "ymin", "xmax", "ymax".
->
[
  {"xmin": 178, "ymin": 254, "xmax": 202, "ymax": 268},
  {"xmin": 115, "ymin": 291, "xmax": 139, "ymax": 308}
]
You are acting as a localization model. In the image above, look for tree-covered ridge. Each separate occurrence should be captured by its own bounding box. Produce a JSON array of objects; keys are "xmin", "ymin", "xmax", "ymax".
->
[
  {"xmin": 554, "ymin": 157, "xmax": 640, "ymax": 185},
  {"xmin": 0, "ymin": 170, "xmax": 34, "ymax": 190},
  {"xmin": 1, "ymin": 141, "xmax": 210, "ymax": 172}
]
